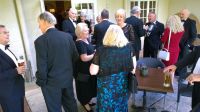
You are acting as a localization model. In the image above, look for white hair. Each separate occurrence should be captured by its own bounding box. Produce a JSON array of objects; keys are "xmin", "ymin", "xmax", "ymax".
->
[{"xmin": 38, "ymin": 11, "xmax": 57, "ymax": 25}]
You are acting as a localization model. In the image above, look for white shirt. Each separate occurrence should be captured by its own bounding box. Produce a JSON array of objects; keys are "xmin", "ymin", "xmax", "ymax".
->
[
  {"xmin": 193, "ymin": 57, "xmax": 200, "ymax": 74},
  {"xmin": 0, "ymin": 44, "xmax": 18, "ymax": 67},
  {"xmin": 69, "ymin": 17, "xmax": 76, "ymax": 28}
]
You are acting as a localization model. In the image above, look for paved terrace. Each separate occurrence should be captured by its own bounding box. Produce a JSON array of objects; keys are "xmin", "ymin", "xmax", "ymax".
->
[{"xmin": 25, "ymin": 77, "xmax": 192, "ymax": 112}]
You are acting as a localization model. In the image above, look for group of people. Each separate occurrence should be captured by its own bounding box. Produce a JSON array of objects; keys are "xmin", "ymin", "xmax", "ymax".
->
[{"xmin": 0, "ymin": 5, "xmax": 199, "ymax": 112}]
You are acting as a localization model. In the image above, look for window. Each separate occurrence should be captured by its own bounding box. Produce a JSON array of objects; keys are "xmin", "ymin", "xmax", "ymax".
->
[
  {"xmin": 130, "ymin": 0, "xmax": 157, "ymax": 24},
  {"xmin": 75, "ymin": 3, "xmax": 94, "ymax": 21}
]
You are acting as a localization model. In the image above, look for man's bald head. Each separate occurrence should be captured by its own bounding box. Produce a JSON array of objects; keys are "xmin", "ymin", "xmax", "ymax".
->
[{"xmin": 180, "ymin": 8, "xmax": 190, "ymax": 20}]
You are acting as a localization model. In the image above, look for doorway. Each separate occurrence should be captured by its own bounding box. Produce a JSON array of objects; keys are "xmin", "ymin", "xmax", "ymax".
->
[{"xmin": 44, "ymin": 0, "xmax": 71, "ymax": 30}]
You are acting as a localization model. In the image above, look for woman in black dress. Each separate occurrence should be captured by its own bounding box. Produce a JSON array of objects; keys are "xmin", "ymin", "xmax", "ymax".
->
[
  {"xmin": 75, "ymin": 23, "xmax": 96, "ymax": 112},
  {"xmin": 115, "ymin": 8, "xmax": 135, "ymax": 53}
]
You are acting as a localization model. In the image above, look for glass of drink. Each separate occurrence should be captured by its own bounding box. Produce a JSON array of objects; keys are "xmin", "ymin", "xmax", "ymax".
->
[
  {"xmin": 163, "ymin": 72, "xmax": 171, "ymax": 87},
  {"xmin": 18, "ymin": 55, "xmax": 25, "ymax": 66}
]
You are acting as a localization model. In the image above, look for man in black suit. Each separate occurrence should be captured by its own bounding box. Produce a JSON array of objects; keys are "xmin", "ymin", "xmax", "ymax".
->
[
  {"xmin": 35, "ymin": 12, "xmax": 79, "ymax": 112},
  {"xmin": 164, "ymin": 46, "xmax": 200, "ymax": 109},
  {"xmin": 143, "ymin": 12, "xmax": 164, "ymax": 58},
  {"xmin": 0, "ymin": 25, "xmax": 25, "ymax": 112},
  {"xmin": 62, "ymin": 8, "xmax": 77, "ymax": 41},
  {"xmin": 93, "ymin": 9, "xmax": 113, "ymax": 48},
  {"xmin": 126, "ymin": 6, "xmax": 145, "ymax": 60},
  {"xmin": 176, "ymin": 9, "xmax": 197, "ymax": 77}
]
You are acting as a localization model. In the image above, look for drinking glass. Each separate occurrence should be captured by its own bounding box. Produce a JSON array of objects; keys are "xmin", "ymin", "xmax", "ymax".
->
[{"xmin": 163, "ymin": 72, "xmax": 171, "ymax": 87}]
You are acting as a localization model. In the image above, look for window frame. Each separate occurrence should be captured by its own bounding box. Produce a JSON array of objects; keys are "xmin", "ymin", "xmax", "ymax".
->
[{"xmin": 130, "ymin": 0, "xmax": 157, "ymax": 24}]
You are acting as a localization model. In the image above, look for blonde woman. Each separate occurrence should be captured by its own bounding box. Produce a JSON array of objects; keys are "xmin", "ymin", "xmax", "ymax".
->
[
  {"xmin": 90, "ymin": 25, "xmax": 136, "ymax": 111},
  {"xmin": 115, "ymin": 9, "xmax": 136, "ymax": 59},
  {"xmin": 75, "ymin": 23, "xmax": 96, "ymax": 112},
  {"xmin": 161, "ymin": 15, "xmax": 184, "ymax": 66}
]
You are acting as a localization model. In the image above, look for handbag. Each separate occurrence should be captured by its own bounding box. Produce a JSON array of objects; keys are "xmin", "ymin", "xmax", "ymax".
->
[
  {"xmin": 128, "ymin": 72, "xmax": 138, "ymax": 93},
  {"xmin": 157, "ymin": 30, "xmax": 171, "ymax": 61},
  {"xmin": 76, "ymin": 73, "xmax": 90, "ymax": 82}
]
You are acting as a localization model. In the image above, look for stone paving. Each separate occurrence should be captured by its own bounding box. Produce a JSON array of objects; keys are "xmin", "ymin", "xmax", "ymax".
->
[{"xmin": 25, "ymin": 77, "xmax": 192, "ymax": 112}]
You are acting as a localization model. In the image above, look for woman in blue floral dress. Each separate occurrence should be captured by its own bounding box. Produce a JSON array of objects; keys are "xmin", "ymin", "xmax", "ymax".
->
[{"xmin": 90, "ymin": 25, "xmax": 136, "ymax": 112}]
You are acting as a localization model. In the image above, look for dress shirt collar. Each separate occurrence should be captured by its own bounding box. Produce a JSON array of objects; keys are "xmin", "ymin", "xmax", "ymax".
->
[
  {"xmin": 0, "ymin": 44, "xmax": 5, "ymax": 51},
  {"xmin": 69, "ymin": 17, "xmax": 76, "ymax": 22},
  {"xmin": 102, "ymin": 19, "xmax": 109, "ymax": 21},
  {"xmin": 45, "ymin": 26, "xmax": 55, "ymax": 33}
]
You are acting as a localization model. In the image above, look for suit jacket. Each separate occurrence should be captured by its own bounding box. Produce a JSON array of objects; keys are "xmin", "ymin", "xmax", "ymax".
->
[
  {"xmin": 93, "ymin": 20, "xmax": 113, "ymax": 48},
  {"xmin": 34, "ymin": 28, "xmax": 79, "ymax": 87},
  {"xmin": 125, "ymin": 16, "xmax": 145, "ymax": 51},
  {"xmin": 62, "ymin": 18, "xmax": 77, "ymax": 41},
  {"xmin": 175, "ymin": 46, "xmax": 200, "ymax": 107},
  {"xmin": 144, "ymin": 21, "xmax": 164, "ymax": 50},
  {"xmin": 0, "ymin": 49, "xmax": 24, "ymax": 101},
  {"xmin": 180, "ymin": 18, "xmax": 197, "ymax": 49},
  {"xmin": 175, "ymin": 46, "xmax": 200, "ymax": 71}
]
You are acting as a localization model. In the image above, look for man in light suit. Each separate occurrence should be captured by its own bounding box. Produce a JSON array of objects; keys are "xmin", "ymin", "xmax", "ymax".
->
[
  {"xmin": 35, "ymin": 12, "xmax": 79, "ymax": 112},
  {"xmin": 0, "ymin": 25, "xmax": 25, "ymax": 112},
  {"xmin": 62, "ymin": 8, "xmax": 77, "ymax": 41},
  {"xmin": 93, "ymin": 9, "xmax": 113, "ymax": 48},
  {"xmin": 126, "ymin": 6, "xmax": 145, "ymax": 60},
  {"xmin": 143, "ymin": 12, "xmax": 164, "ymax": 58}
]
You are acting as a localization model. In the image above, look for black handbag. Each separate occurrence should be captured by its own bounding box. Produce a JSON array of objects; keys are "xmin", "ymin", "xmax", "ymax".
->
[
  {"xmin": 128, "ymin": 72, "xmax": 138, "ymax": 93},
  {"xmin": 76, "ymin": 73, "xmax": 90, "ymax": 82}
]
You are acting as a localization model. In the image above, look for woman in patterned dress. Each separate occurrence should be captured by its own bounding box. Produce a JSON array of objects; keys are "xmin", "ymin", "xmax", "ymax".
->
[{"xmin": 90, "ymin": 25, "xmax": 136, "ymax": 112}]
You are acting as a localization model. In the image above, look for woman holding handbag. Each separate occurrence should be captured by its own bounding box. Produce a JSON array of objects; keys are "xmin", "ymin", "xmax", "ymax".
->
[{"xmin": 161, "ymin": 15, "xmax": 184, "ymax": 66}]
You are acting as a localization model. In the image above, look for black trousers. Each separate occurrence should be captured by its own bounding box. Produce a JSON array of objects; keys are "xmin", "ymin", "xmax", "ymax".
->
[
  {"xmin": 192, "ymin": 83, "xmax": 200, "ymax": 109},
  {"xmin": 41, "ymin": 84, "xmax": 78, "ymax": 112},
  {"xmin": 1, "ymin": 96, "xmax": 24, "ymax": 112}
]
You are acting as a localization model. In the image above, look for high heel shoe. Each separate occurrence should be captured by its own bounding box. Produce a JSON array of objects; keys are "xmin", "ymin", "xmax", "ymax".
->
[{"xmin": 82, "ymin": 104, "xmax": 93, "ymax": 112}]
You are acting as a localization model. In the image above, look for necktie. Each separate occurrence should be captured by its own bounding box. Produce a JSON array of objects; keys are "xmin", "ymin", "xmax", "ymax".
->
[{"xmin": 5, "ymin": 44, "xmax": 10, "ymax": 50}]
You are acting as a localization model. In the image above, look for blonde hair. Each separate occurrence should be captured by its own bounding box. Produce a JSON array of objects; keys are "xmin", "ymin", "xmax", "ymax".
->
[
  {"xmin": 115, "ymin": 8, "xmax": 126, "ymax": 19},
  {"xmin": 103, "ymin": 25, "xmax": 129, "ymax": 47},
  {"xmin": 166, "ymin": 15, "xmax": 184, "ymax": 33},
  {"xmin": 75, "ymin": 23, "xmax": 88, "ymax": 39}
]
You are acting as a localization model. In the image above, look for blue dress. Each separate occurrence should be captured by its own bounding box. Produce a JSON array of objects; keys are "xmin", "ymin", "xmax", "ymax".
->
[
  {"xmin": 92, "ymin": 44, "xmax": 134, "ymax": 112},
  {"xmin": 97, "ymin": 72, "xmax": 129, "ymax": 112}
]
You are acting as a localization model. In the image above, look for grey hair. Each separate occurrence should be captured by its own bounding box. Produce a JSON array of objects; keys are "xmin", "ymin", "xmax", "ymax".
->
[
  {"xmin": 38, "ymin": 11, "xmax": 57, "ymax": 25},
  {"xmin": 131, "ymin": 6, "xmax": 141, "ymax": 14}
]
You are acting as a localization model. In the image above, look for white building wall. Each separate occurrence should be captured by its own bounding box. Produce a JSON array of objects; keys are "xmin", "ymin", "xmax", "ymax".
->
[
  {"xmin": 0, "ymin": 0, "xmax": 24, "ymax": 58},
  {"xmin": 168, "ymin": 0, "xmax": 200, "ymax": 33},
  {"xmin": 0, "ymin": 0, "xmax": 43, "ymax": 79},
  {"xmin": 96, "ymin": 0, "xmax": 124, "ymax": 23}
]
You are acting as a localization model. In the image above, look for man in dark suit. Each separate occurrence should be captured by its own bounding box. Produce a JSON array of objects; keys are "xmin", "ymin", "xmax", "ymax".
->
[
  {"xmin": 93, "ymin": 9, "xmax": 113, "ymax": 48},
  {"xmin": 126, "ymin": 6, "xmax": 145, "ymax": 60},
  {"xmin": 0, "ymin": 25, "xmax": 25, "ymax": 112},
  {"xmin": 35, "ymin": 12, "xmax": 79, "ymax": 112},
  {"xmin": 143, "ymin": 12, "xmax": 164, "ymax": 58},
  {"xmin": 176, "ymin": 8, "xmax": 197, "ymax": 77},
  {"xmin": 62, "ymin": 8, "xmax": 77, "ymax": 41},
  {"xmin": 164, "ymin": 46, "xmax": 200, "ymax": 109}
]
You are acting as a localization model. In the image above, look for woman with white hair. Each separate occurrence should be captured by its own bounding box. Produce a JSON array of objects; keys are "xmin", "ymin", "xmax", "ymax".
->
[
  {"xmin": 115, "ymin": 8, "xmax": 136, "ymax": 56},
  {"xmin": 161, "ymin": 15, "xmax": 184, "ymax": 66},
  {"xmin": 75, "ymin": 23, "xmax": 96, "ymax": 112},
  {"xmin": 90, "ymin": 25, "xmax": 136, "ymax": 111}
]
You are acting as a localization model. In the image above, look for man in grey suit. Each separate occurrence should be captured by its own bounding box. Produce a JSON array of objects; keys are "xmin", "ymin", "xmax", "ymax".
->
[{"xmin": 35, "ymin": 11, "xmax": 79, "ymax": 112}]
